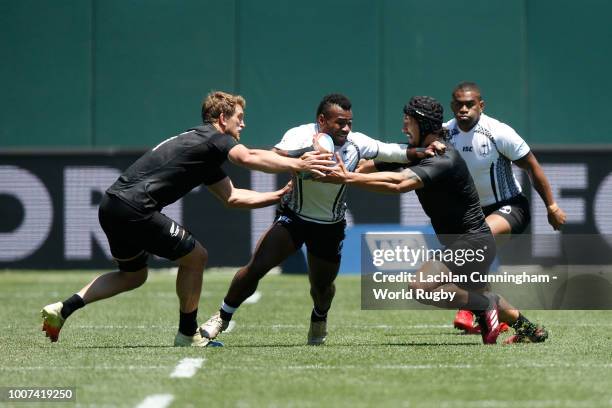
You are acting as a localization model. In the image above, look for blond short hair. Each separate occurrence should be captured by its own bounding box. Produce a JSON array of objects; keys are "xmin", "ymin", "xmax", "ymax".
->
[{"xmin": 201, "ymin": 91, "xmax": 246, "ymax": 123}]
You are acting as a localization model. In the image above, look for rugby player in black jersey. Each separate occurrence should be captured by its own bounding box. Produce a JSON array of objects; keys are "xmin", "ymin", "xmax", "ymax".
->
[
  {"xmin": 40, "ymin": 91, "xmax": 334, "ymax": 347},
  {"xmin": 322, "ymin": 96, "xmax": 548, "ymax": 344}
]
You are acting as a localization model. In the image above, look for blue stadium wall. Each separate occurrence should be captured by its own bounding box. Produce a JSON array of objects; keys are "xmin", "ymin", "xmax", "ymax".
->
[{"xmin": 2, "ymin": 0, "xmax": 611, "ymax": 148}]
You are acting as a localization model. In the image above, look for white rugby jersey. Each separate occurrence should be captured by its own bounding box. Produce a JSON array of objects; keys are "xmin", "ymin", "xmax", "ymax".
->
[
  {"xmin": 444, "ymin": 113, "xmax": 530, "ymax": 207},
  {"xmin": 275, "ymin": 123, "xmax": 408, "ymax": 223}
]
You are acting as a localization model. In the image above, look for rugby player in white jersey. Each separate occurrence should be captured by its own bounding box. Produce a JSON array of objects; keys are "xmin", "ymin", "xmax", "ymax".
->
[
  {"xmin": 323, "ymin": 95, "xmax": 549, "ymax": 345},
  {"xmin": 445, "ymin": 82, "xmax": 566, "ymax": 337},
  {"xmin": 200, "ymin": 93, "xmax": 444, "ymax": 345}
]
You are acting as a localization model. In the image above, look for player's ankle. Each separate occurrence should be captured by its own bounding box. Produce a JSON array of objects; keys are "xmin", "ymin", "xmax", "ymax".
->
[
  {"xmin": 60, "ymin": 294, "xmax": 85, "ymax": 319},
  {"xmin": 311, "ymin": 306, "xmax": 329, "ymax": 322},
  {"xmin": 220, "ymin": 300, "xmax": 238, "ymax": 321},
  {"xmin": 179, "ymin": 309, "xmax": 198, "ymax": 336}
]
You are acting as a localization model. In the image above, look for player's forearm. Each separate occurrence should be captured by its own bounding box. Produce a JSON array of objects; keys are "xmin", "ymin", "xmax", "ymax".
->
[
  {"xmin": 226, "ymin": 188, "xmax": 282, "ymax": 209},
  {"xmin": 344, "ymin": 172, "xmax": 406, "ymax": 194},
  {"xmin": 377, "ymin": 141, "xmax": 445, "ymax": 164},
  {"xmin": 356, "ymin": 159, "xmax": 377, "ymax": 173},
  {"xmin": 528, "ymin": 166, "xmax": 556, "ymax": 208},
  {"xmin": 242, "ymin": 149, "xmax": 301, "ymax": 173},
  {"xmin": 376, "ymin": 143, "xmax": 411, "ymax": 163}
]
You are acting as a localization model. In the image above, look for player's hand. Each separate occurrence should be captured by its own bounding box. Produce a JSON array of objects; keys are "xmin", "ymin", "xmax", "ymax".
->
[
  {"xmin": 317, "ymin": 153, "xmax": 348, "ymax": 184},
  {"xmin": 406, "ymin": 141, "xmax": 446, "ymax": 162},
  {"xmin": 299, "ymin": 151, "xmax": 335, "ymax": 177},
  {"xmin": 278, "ymin": 180, "xmax": 293, "ymax": 195},
  {"xmin": 428, "ymin": 140, "xmax": 446, "ymax": 155},
  {"xmin": 547, "ymin": 203, "xmax": 566, "ymax": 230}
]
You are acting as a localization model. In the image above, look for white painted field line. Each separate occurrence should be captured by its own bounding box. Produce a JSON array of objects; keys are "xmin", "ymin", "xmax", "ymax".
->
[
  {"xmin": 244, "ymin": 290, "xmax": 262, "ymax": 304},
  {"xmin": 169, "ymin": 357, "xmax": 204, "ymax": 378},
  {"xmin": 134, "ymin": 394, "xmax": 174, "ymax": 408},
  {"xmin": 0, "ymin": 365, "xmax": 168, "ymax": 371},
  {"xmin": 214, "ymin": 362, "xmax": 612, "ymax": 371}
]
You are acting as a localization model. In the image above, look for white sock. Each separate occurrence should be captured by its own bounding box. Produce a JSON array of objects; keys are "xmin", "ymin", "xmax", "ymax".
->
[{"xmin": 221, "ymin": 302, "xmax": 238, "ymax": 314}]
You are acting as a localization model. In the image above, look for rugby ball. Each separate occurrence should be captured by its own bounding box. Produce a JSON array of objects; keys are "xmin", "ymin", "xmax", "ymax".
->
[
  {"xmin": 313, "ymin": 133, "xmax": 335, "ymax": 154},
  {"xmin": 298, "ymin": 133, "xmax": 336, "ymax": 180}
]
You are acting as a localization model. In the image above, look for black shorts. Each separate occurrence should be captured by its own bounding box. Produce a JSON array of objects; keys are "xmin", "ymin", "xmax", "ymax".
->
[
  {"xmin": 98, "ymin": 193, "xmax": 196, "ymax": 271},
  {"xmin": 442, "ymin": 232, "xmax": 497, "ymax": 290},
  {"xmin": 483, "ymin": 194, "xmax": 531, "ymax": 234},
  {"xmin": 274, "ymin": 207, "xmax": 346, "ymax": 263}
]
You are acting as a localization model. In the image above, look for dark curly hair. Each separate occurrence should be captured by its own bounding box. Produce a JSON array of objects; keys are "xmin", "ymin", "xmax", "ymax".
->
[
  {"xmin": 403, "ymin": 96, "xmax": 448, "ymax": 142},
  {"xmin": 316, "ymin": 93, "xmax": 352, "ymax": 117}
]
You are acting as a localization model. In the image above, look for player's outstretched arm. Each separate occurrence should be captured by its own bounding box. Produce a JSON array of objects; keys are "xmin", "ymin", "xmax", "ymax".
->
[
  {"xmin": 321, "ymin": 154, "xmax": 423, "ymax": 194},
  {"xmin": 514, "ymin": 152, "xmax": 566, "ymax": 230},
  {"xmin": 207, "ymin": 177, "xmax": 291, "ymax": 209},
  {"xmin": 343, "ymin": 168, "xmax": 423, "ymax": 194},
  {"xmin": 355, "ymin": 159, "xmax": 377, "ymax": 173},
  {"xmin": 228, "ymin": 144, "xmax": 333, "ymax": 177},
  {"xmin": 376, "ymin": 140, "xmax": 446, "ymax": 164}
]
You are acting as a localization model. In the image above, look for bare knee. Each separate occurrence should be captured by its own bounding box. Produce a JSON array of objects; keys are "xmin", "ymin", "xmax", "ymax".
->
[{"xmin": 179, "ymin": 242, "xmax": 208, "ymax": 271}]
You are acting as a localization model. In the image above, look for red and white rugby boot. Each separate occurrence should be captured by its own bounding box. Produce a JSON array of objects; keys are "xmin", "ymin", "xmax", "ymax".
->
[
  {"xmin": 453, "ymin": 309, "xmax": 479, "ymax": 334},
  {"xmin": 475, "ymin": 295, "xmax": 502, "ymax": 344}
]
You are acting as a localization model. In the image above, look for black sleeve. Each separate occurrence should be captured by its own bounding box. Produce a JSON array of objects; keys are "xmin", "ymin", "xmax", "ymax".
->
[
  {"xmin": 409, "ymin": 155, "xmax": 452, "ymax": 187},
  {"xmin": 373, "ymin": 161, "xmax": 406, "ymax": 172},
  {"xmin": 204, "ymin": 133, "xmax": 235, "ymax": 185},
  {"xmin": 211, "ymin": 133, "xmax": 239, "ymax": 156},
  {"xmin": 202, "ymin": 167, "xmax": 227, "ymax": 186}
]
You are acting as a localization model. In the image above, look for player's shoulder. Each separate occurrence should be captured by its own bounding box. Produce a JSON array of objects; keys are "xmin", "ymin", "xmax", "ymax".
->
[
  {"xmin": 429, "ymin": 145, "xmax": 462, "ymax": 168},
  {"xmin": 276, "ymin": 123, "xmax": 316, "ymax": 149},
  {"xmin": 189, "ymin": 123, "xmax": 220, "ymax": 136},
  {"xmin": 479, "ymin": 114, "xmax": 519, "ymax": 137},
  {"xmin": 443, "ymin": 118, "xmax": 457, "ymax": 130},
  {"xmin": 443, "ymin": 119, "xmax": 462, "ymax": 142},
  {"xmin": 347, "ymin": 130, "xmax": 376, "ymax": 146},
  {"xmin": 282, "ymin": 123, "xmax": 316, "ymax": 138},
  {"xmin": 186, "ymin": 124, "xmax": 234, "ymax": 145}
]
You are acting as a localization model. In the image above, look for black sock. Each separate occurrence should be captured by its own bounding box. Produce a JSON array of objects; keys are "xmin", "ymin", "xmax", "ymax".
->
[
  {"xmin": 464, "ymin": 292, "xmax": 490, "ymax": 313},
  {"xmin": 219, "ymin": 298, "xmax": 239, "ymax": 321},
  {"xmin": 179, "ymin": 309, "xmax": 198, "ymax": 336},
  {"xmin": 311, "ymin": 306, "xmax": 329, "ymax": 322},
  {"xmin": 60, "ymin": 294, "xmax": 85, "ymax": 319},
  {"xmin": 219, "ymin": 309, "xmax": 233, "ymax": 321},
  {"xmin": 219, "ymin": 299, "xmax": 240, "ymax": 322}
]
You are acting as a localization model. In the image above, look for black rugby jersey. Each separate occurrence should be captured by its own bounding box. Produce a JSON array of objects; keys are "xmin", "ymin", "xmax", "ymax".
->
[
  {"xmin": 106, "ymin": 124, "xmax": 238, "ymax": 212},
  {"xmin": 376, "ymin": 146, "xmax": 489, "ymax": 242}
]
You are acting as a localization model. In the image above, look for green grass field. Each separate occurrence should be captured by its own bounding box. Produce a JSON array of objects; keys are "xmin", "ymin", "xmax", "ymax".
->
[{"xmin": 1, "ymin": 269, "xmax": 611, "ymax": 408}]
